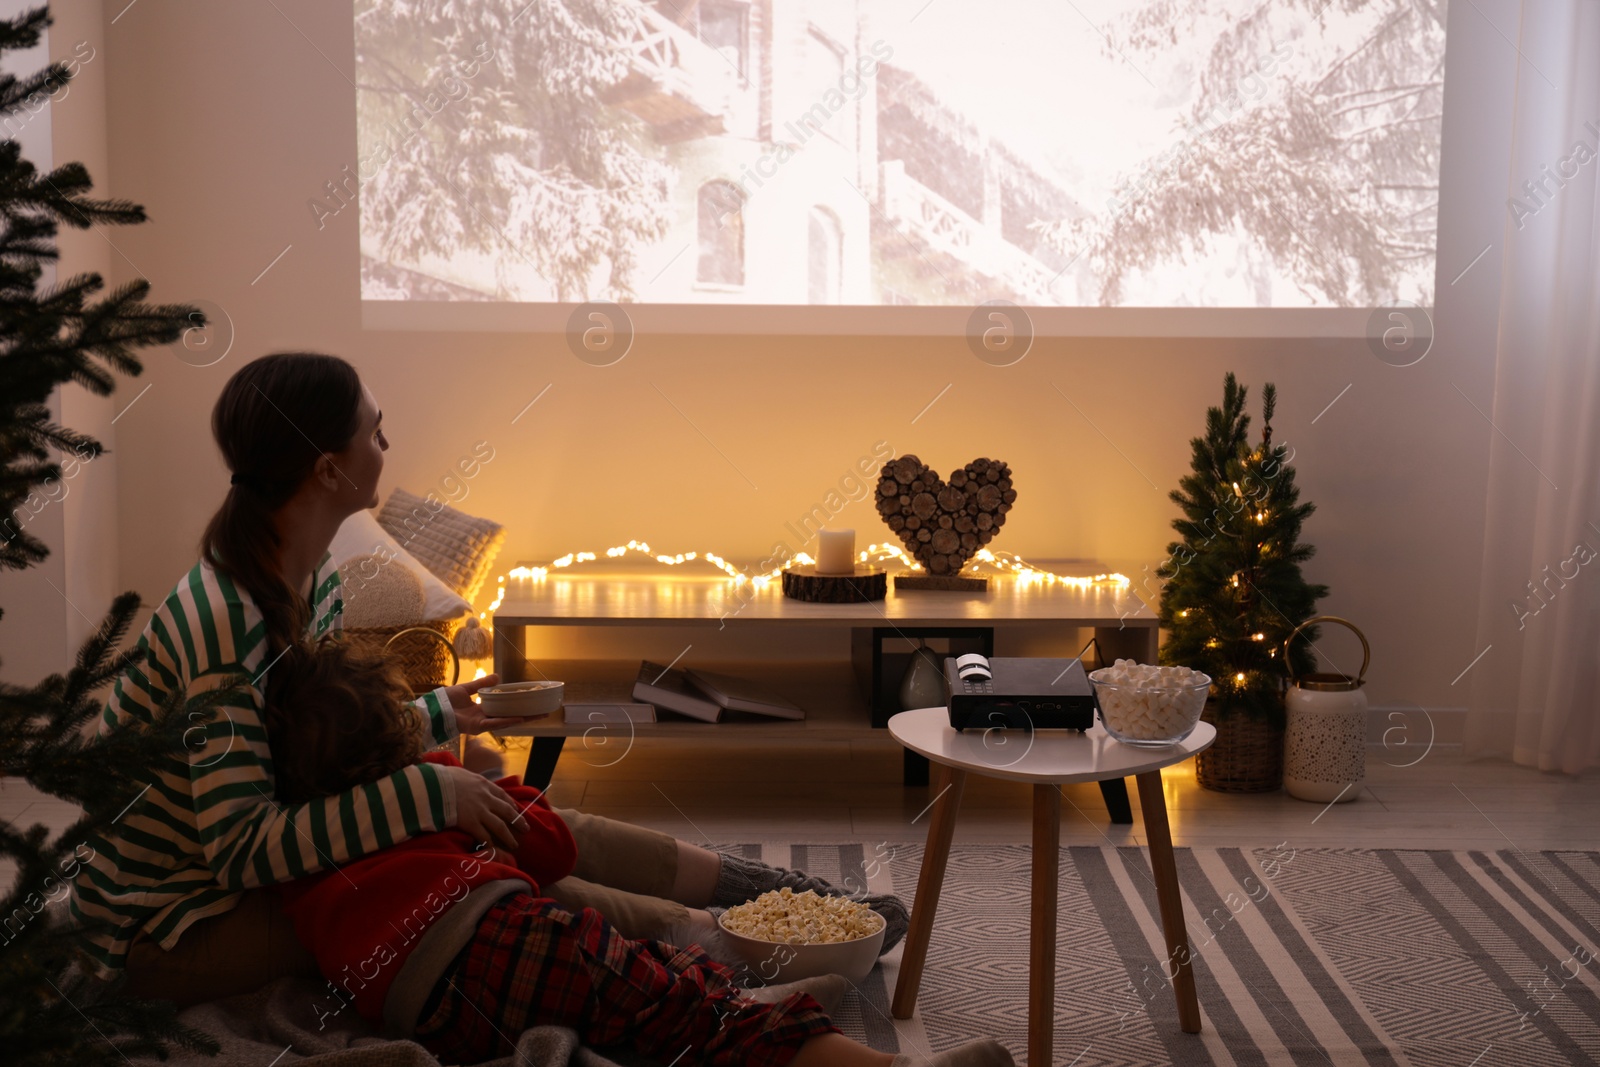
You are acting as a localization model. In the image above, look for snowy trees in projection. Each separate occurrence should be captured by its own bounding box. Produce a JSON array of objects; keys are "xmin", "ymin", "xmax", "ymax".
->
[
  {"xmin": 1039, "ymin": 0, "xmax": 1445, "ymax": 307},
  {"xmin": 354, "ymin": 0, "xmax": 673, "ymax": 301}
]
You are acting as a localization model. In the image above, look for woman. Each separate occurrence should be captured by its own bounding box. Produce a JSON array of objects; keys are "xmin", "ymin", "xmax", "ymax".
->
[{"xmin": 69, "ymin": 352, "xmax": 907, "ymax": 1008}]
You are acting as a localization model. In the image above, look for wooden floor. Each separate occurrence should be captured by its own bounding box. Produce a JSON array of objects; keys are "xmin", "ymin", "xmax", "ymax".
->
[
  {"xmin": 509, "ymin": 734, "xmax": 1600, "ymax": 853},
  {"xmin": 4, "ymin": 735, "xmax": 1595, "ymax": 891}
]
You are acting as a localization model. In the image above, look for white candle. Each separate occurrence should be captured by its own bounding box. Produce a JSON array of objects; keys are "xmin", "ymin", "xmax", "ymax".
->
[{"xmin": 816, "ymin": 528, "xmax": 855, "ymax": 575}]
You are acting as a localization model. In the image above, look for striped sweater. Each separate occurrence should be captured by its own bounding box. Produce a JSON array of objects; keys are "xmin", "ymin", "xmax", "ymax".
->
[{"xmin": 69, "ymin": 551, "xmax": 460, "ymax": 977}]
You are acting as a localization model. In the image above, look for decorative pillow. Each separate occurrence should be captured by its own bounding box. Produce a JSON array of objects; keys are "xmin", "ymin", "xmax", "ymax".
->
[
  {"xmin": 328, "ymin": 509, "xmax": 470, "ymax": 622},
  {"xmin": 377, "ymin": 487, "xmax": 505, "ymax": 602},
  {"xmin": 339, "ymin": 551, "xmax": 426, "ymax": 629}
]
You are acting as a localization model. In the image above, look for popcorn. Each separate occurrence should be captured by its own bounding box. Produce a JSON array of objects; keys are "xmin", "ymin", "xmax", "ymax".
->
[
  {"xmin": 719, "ymin": 887, "xmax": 884, "ymax": 945},
  {"xmin": 1089, "ymin": 659, "xmax": 1210, "ymax": 742}
]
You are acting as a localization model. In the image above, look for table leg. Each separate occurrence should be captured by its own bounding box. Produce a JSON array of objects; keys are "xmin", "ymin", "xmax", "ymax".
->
[
  {"xmin": 1029, "ymin": 784, "xmax": 1061, "ymax": 1067},
  {"xmin": 1099, "ymin": 777, "xmax": 1133, "ymax": 824},
  {"xmin": 493, "ymin": 620, "xmax": 529, "ymax": 683},
  {"xmin": 1135, "ymin": 769, "xmax": 1201, "ymax": 1034},
  {"xmin": 891, "ymin": 762, "xmax": 966, "ymax": 1020},
  {"xmin": 902, "ymin": 750, "xmax": 930, "ymax": 787},
  {"xmin": 1093, "ymin": 623, "xmax": 1159, "ymax": 667},
  {"xmin": 523, "ymin": 737, "xmax": 566, "ymax": 791}
]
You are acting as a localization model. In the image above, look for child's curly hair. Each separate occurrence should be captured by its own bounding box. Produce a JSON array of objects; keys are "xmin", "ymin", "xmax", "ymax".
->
[{"xmin": 261, "ymin": 634, "xmax": 426, "ymax": 805}]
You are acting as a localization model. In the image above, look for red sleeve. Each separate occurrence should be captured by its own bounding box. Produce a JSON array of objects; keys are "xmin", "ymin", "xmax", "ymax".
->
[{"xmin": 496, "ymin": 776, "xmax": 578, "ymax": 888}]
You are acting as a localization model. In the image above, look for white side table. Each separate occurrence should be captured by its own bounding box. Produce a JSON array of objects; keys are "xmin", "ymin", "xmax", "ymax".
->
[{"xmin": 887, "ymin": 708, "xmax": 1216, "ymax": 1067}]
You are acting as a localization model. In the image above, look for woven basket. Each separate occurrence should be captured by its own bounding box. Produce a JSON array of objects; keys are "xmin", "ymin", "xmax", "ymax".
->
[
  {"xmin": 342, "ymin": 618, "xmax": 461, "ymax": 695},
  {"xmin": 1195, "ymin": 697, "xmax": 1285, "ymax": 793}
]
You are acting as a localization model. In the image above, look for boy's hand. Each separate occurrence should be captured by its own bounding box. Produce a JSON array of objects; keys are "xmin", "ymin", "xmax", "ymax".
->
[
  {"xmin": 447, "ymin": 673, "xmax": 547, "ymax": 735},
  {"xmin": 446, "ymin": 765, "xmax": 526, "ymax": 852}
]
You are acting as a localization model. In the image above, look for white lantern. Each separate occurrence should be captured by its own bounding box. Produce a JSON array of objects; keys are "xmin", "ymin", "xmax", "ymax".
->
[{"xmin": 1282, "ymin": 616, "xmax": 1370, "ymax": 804}]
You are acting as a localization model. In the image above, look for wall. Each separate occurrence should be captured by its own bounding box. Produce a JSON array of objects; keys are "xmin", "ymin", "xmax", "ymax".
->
[{"xmin": 85, "ymin": 0, "xmax": 1518, "ymax": 723}]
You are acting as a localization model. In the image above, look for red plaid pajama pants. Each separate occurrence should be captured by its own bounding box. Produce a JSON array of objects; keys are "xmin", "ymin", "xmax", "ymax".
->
[{"xmin": 414, "ymin": 892, "xmax": 841, "ymax": 1067}]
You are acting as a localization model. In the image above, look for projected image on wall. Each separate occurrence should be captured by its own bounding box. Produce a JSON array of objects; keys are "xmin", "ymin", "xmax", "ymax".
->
[{"xmin": 354, "ymin": 0, "xmax": 1446, "ymax": 309}]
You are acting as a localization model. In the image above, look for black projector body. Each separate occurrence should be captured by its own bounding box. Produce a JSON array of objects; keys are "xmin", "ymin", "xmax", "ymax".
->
[{"xmin": 943, "ymin": 656, "xmax": 1097, "ymax": 732}]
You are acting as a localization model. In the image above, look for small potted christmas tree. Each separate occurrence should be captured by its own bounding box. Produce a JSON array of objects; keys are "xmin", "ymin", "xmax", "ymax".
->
[{"xmin": 1157, "ymin": 373, "xmax": 1327, "ymax": 792}]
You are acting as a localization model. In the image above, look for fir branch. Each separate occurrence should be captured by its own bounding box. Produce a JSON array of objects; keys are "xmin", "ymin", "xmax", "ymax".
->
[{"xmin": 0, "ymin": 5, "xmax": 225, "ymax": 1059}]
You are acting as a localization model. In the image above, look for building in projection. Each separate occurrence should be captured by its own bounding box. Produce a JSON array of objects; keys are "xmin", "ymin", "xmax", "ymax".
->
[
  {"xmin": 605, "ymin": 0, "xmax": 1083, "ymax": 306},
  {"xmin": 360, "ymin": 0, "xmax": 1085, "ymax": 306}
]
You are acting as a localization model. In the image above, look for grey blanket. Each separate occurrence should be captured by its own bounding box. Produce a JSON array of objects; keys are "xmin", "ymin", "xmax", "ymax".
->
[{"xmin": 133, "ymin": 976, "xmax": 642, "ymax": 1067}]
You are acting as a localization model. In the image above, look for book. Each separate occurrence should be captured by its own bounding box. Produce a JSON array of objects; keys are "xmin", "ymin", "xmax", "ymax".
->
[
  {"xmin": 684, "ymin": 667, "xmax": 805, "ymax": 720},
  {"xmin": 632, "ymin": 661, "xmax": 723, "ymax": 722},
  {"xmin": 563, "ymin": 703, "xmax": 657, "ymax": 725}
]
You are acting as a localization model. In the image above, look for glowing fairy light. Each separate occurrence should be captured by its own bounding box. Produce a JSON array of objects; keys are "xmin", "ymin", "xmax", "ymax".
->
[
  {"xmin": 472, "ymin": 541, "xmax": 1131, "ymax": 636},
  {"xmin": 488, "ymin": 541, "xmax": 1128, "ymax": 589},
  {"xmin": 968, "ymin": 548, "xmax": 1129, "ymax": 588}
]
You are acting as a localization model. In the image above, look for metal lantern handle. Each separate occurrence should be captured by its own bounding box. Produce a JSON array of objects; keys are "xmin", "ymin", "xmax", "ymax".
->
[
  {"xmin": 1282, "ymin": 615, "xmax": 1369, "ymax": 686},
  {"xmin": 382, "ymin": 625, "xmax": 461, "ymax": 688}
]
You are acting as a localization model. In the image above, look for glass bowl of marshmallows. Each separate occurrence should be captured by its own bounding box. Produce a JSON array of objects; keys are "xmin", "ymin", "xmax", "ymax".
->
[{"xmin": 1088, "ymin": 660, "xmax": 1212, "ymax": 747}]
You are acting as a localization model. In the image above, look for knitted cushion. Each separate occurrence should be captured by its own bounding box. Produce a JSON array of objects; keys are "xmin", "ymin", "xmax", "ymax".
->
[
  {"xmin": 340, "ymin": 551, "xmax": 427, "ymax": 628},
  {"xmin": 328, "ymin": 510, "xmax": 470, "ymax": 621},
  {"xmin": 376, "ymin": 487, "xmax": 505, "ymax": 601}
]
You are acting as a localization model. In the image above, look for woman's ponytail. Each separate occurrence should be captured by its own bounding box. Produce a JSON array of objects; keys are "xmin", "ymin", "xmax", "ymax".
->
[{"xmin": 200, "ymin": 353, "xmax": 363, "ymax": 658}]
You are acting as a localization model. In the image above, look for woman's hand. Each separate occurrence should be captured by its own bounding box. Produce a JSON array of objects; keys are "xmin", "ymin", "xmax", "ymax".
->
[
  {"xmin": 446, "ymin": 672, "xmax": 547, "ymax": 735},
  {"xmin": 445, "ymin": 765, "xmax": 527, "ymax": 853}
]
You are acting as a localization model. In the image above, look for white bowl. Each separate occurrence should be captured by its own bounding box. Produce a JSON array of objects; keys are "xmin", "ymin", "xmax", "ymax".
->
[
  {"xmin": 1088, "ymin": 669, "xmax": 1210, "ymax": 747},
  {"xmin": 715, "ymin": 908, "xmax": 885, "ymax": 984},
  {"xmin": 476, "ymin": 680, "xmax": 564, "ymax": 718}
]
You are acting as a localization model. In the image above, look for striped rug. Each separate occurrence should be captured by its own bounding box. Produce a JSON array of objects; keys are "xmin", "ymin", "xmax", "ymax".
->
[{"xmin": 729, "ymin": 844, "xmax": 1600, "ymax": 1067}]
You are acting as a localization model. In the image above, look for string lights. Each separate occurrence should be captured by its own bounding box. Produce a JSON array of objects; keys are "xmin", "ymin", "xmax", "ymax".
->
[{"xmin": 479, "ymin": 540, "xmax": 1129, "ymax": 617}]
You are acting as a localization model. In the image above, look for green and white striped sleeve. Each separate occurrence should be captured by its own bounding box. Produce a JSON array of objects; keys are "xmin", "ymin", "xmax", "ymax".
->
[
  {"xmin": 186, "ymin": 671, "xmax": 457, "ymax": 888},
  {"xmin": 101, "ymin": 613, "xmax": 184, "ymax": 735},
  {"xmin": 178, "ymin": 564, "xmax": 459, "ymax": 888}
]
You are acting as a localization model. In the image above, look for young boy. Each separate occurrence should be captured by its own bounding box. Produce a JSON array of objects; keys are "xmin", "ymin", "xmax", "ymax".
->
[{"xmin": 265, "ymin": 635, "xmax": 1013, "ymax": 1067}]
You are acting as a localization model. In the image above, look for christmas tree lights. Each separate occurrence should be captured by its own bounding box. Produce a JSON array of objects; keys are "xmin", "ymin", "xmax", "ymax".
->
[{"xmin": 1156, "ymin": 373, "xmax": 1328, "ymax": 725}]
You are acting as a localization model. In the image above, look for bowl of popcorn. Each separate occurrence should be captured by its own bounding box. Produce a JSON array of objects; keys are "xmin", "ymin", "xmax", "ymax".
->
[
  {"xmin": 715, "ymin": 887, "xmax": 886, "ymax": 984},
  {"xmin": 1088, "ymin": 660, "xmax": 1211, "ymax": 747}
]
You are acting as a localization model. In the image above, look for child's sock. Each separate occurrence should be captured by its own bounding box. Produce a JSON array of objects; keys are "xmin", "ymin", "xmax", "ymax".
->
[
  {"xmin": 889, "ymin": 1038, "xmax": 1017, "ymax": 1067},
  {"xmin": 709, "ymin": 853, "xmax": 911, "ymax": 955},
  {"xmin": 660, "ymin": 909, "xmax": 743, "ymax": 968}
]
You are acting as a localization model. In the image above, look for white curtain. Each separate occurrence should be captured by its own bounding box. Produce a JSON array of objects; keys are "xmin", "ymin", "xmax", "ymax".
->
[{"xmin": 1463, "ymin": 1, "xmax": 1600, "ymax": 772}]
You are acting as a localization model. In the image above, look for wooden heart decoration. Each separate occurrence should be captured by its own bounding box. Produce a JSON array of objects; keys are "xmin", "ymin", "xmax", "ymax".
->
[{"xmin": 875, "ymin": 455, "xmax": 1016, "ymax": 575}]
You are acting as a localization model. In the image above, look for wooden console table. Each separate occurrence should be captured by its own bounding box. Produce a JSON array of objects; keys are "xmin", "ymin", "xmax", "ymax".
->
[{"xmin": 489, "ymin": 567, "xmax": 1157, "ymax": 819}]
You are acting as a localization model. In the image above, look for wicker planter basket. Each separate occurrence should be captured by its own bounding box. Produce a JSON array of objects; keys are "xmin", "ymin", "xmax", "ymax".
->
[
  {"xmin": 342, "ymin": 618, "xmax": 462, "ymax": 695},
  {"xmin": 1195, "ymin": 697, "xmax": 1285, "ymax": 793}
]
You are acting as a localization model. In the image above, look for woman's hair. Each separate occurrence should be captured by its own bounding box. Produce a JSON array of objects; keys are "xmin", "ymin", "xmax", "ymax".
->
[
  {"xmin": 262, "ymin": 634, "xmax": 426, "ymax": 805},
  {"xmin": 200, "ymin": 352, "xmax": 365, "ymax": 658}
]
